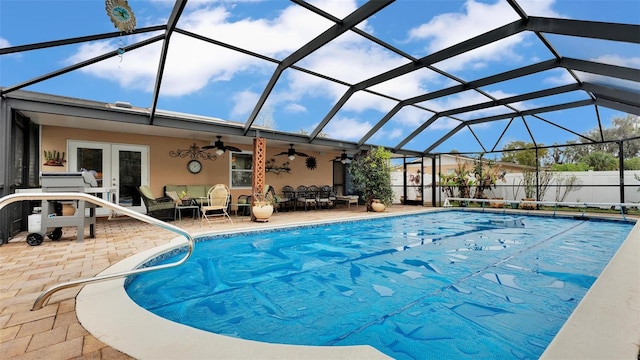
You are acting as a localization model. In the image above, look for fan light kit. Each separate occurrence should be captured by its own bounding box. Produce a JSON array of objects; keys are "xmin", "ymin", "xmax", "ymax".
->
[
  {"xmin": 333, "ymin": 150, "xmax": 353, "ymax": 164},
  {"xmin": 276, "ymin": 144, "xmax": 309, "ymax": 161},
  {"xmin": 202, "ymin": 136, "xmax": 242, "ymax": 155}
]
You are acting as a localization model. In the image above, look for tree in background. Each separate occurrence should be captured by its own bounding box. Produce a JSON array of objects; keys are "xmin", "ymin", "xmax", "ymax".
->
[
  {"xmin": 563, "ymin": 114, "xmax": 640, "ymax": 163},
  {"xmin": 500, "ymin": 141, "xmax": 547, "ymax": 166},
  {"xmin": 624, "ymin": 157, "xmax": 640, "ymax": 170},
  {"xmin": 501, "ymin": 115, "xmax": 640, "ymax": 169},
  {"xmin": 579, "ymin": 151, "xmax": 619, "ymax": 171}
]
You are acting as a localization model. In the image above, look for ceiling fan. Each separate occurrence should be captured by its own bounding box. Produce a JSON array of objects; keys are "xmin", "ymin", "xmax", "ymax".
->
[
  {"xmin": 332, "ymin": 150, "xmax": 353, "ymax": 164},
  {"xmin": 276, "ymin": 144, "xmax": 309, "ymax": 160},
  {"xmin": 202, "ymin": 136, "xmax": 242, "ymax": 155}
]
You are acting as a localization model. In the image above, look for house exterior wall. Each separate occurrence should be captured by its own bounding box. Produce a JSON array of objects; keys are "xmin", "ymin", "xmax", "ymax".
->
[{"xmin": 41, "ymin": 126, "xmax": 336, "ymax": 199}]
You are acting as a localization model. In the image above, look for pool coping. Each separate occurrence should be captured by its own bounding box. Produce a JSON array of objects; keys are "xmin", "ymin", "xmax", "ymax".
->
[{"xmin": 76, "ymin": 210, "xmax": 640, "ymax": 359}]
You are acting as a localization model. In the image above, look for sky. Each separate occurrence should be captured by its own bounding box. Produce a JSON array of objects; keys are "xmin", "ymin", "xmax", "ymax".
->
[{"xmin": 1, "ymin": 0, "xmax": 638, "ymax": 155}]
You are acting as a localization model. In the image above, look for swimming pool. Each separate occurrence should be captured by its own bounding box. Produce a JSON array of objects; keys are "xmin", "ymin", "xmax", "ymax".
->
[{"xmin": 125, "ymin": 210, "xmax": 634, "ymax": 359}]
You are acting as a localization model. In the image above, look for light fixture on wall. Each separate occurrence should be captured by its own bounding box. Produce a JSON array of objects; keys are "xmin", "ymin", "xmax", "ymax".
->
[
  {"xmin": 276, "ymin": 144, "xmax": 309, "ymax": 161},
  {"xmin": 169, "ymin": 143, "xmax": 217, "ymax": 161}
]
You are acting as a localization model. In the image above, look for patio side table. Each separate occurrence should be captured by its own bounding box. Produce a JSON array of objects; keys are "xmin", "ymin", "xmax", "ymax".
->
[{"xmin": 175, "ymin": 205, "xmax": 200, "ymax": 222}]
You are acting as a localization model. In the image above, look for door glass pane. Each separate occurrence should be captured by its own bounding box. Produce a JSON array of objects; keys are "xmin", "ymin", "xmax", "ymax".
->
[
  {"xmin": 76, "ymin": 148, "xmax": 104, "ymax": 187},
  {"xmin": 13, "ymin": 124, "xmax": 24, "ymax": 186},
  {"xmin": 118, "ymin": 150, "xmax": 141, "ymax": 206}
]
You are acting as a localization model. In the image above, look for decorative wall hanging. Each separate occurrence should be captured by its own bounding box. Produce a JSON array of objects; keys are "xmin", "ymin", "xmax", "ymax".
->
[
  {"xmin": 305, "ymin": 156, "xmax": 318, "ymax": 170},
  {"xmin": 265, "ymin": 158, "xmax": 291, "ymax": 174},
  {"xmin": 169, "ymin": 143, "xmax": 217, "ymax": 161},
  {"xmin": 105, "ymin": 0, "xmax": 136, "ymax": 33},
  {"xmin": 43, "ymin": 150, "xmax": 66, "ymax": 166}
]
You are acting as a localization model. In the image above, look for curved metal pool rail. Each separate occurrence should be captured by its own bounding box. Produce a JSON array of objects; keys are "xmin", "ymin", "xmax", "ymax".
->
[
  {"xmin": 445, "ymin": 197, "xmax": 639, "ymax": 221},
  {"xmin": 0, "ymin": 192, "xmax": 194, "ymax": 310}
]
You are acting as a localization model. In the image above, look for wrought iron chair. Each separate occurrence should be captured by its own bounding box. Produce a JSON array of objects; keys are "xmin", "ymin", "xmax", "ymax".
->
[
  {"xmin": 281, "ymin": 185, "xmax": 296, "ymax": 211},
  {"xmin": 138, "ymin": 185, "xmax": 175, "ymax": 221},
  {"xmin": 320, "ymin": 185, "xmax": 336, "ymax": 208},
  {"xmin": 296, "ymin": 185, "xmax": 317, "ymax": 211}
]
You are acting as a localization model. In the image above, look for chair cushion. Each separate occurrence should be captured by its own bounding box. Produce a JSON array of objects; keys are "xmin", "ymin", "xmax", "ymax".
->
[
  {"xmin": 139, "ymin": 186, "xmax": 155, "ymax": 199},
  {"xmin": 165, "ymin": 191, "xmax": 180, "ymax": 205},
  {"xmin": 165, "ymin": 185, "xmax": 187, "ymax": 196},
  {"xmin": 186, "ymin": 185, "xmax": 208, "ymax": 199},
  {"xmin": 148, "ymin": 201, "xmax": 176, "ymax": 211}
]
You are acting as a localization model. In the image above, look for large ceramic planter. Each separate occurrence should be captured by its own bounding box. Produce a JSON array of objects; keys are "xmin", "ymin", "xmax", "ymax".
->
[
  {"xmin": 252, "ymin": 203, "xmax": 273, "ymax": 222},
  {"xmin": 371, "ymin": 201, "xmax": 386, "ymax": 212},
  {"xmin": 489, "ymin": 198, "xmax": 504, "ymax": 208},
  {"xmin": 520, "ymin": 198, "xmax": 536, "ymax": 210}
]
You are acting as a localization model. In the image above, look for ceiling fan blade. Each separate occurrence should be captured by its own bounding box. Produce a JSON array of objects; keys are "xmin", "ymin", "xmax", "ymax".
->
[
  {"xmin": 275, "ymin": 151, "xmax": 289, "ymax": 156},
  {"xmin": 201, "ymin": 145, "xmax": 215, "ymax": 150},
  {"xmin": 225, "ymin": 145, "xmax": 242, "ymax": 152},
  {"xmin": 294, "ymin": 151, "xmax": 309, "ymax": 157}
]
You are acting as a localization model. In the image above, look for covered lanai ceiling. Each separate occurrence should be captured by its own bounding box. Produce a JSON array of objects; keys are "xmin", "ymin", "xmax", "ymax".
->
[{"xmin": 1, "ymin": 0, "xmax": 639, "ymax": 157}]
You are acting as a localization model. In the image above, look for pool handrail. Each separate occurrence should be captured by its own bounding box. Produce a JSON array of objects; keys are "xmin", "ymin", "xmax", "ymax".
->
[
  {"xmin": 0, "ymin": 192, "xmax": 194, "ymax": 311},
  {"xmin": 444, "ymin": 197, "xmax": 639, "ymax": 221}
]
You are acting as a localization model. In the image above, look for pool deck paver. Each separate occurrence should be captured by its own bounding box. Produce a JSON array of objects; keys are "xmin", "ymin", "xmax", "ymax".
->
[{"xmin": 0, "ymin": 206, "xmax": 638, "ymax": 359}]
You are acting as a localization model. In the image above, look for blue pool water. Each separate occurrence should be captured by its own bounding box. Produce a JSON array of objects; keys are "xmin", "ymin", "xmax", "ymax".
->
[{"xmin": 126, "ymin": 211, "xmax": 634, "ymax": 359}]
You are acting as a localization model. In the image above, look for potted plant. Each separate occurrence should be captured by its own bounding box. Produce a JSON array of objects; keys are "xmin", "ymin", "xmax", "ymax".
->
[
  {"xmin": 510, "ymin": 178, "xmax": 522, "ymax": 209},
  {"xmin": 179, "ymin": 190, "xmax": 192, "ymax": 205},
  {"xmin": 348, "ymin": 146, "xmax": 394, "ymax": 212},
  {"xmin": 521, "ymin": 168, "xmax": 537, "ymax": 210},
  {"xmin": 472, "ymin": 154, "xmax": 506, "ymax": 201},
  {"xmin": 439, "ymin": 156, "xmax": 474, "ymax": 207},
  {"xmin": 252, "ymin": 188, "xmax": 274, "ymax": 222}
]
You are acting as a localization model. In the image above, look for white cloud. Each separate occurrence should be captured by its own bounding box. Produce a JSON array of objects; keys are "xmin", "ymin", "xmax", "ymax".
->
[
  {"xmin": 591, "ymin": 54, "xmax": 640, "ymax": 68},
  {"xmin": 323, "ymin": 116, "xmax": 372, "ymax": 140},
  {"xmin": 284, "ymin": 103, "xmax": 307, "ymax": 113},
  {"xmin": 406, "ymin": 0, "xmax": 560, "ymax": 72},
  {"xmin": 543, "ymin": 68, "xmax": 577, "ymax": 86},
  {"xmin": 60, "ymin": 0, "xmax": 569, "ymax": 133},
  {"xmin": 0, "ymin": 37, "xmax": 10, "ymax": 48},
  {"xmin": 230, "ymin": 90, "xmax": 259, "ymax": 118}
]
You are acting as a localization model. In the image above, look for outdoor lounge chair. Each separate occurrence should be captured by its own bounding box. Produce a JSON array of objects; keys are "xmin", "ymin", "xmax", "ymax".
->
[
  {"xmin": 138, "ymin": 185, "xmax": 175, "ymax": 221},
  {"xmin": 201, "ymin": 184, "xmax": 232, "ymax": 225}
]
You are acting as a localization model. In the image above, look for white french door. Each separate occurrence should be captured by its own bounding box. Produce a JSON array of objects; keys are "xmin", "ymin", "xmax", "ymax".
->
[{"xmin": 68, "ymin": 141, "xmax": 149, "ymax": 215}]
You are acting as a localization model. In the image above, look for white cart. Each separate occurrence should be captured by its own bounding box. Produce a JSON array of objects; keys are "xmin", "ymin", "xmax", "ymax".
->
[{"xmin": 26, "ymin": 172, "xmax": 97, "ymax": 246}]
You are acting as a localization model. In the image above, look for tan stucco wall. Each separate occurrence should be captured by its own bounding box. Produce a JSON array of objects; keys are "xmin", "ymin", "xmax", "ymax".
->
[{"xmin": 41, "ymin": 126, "xmax": 336, "ymax": 198}]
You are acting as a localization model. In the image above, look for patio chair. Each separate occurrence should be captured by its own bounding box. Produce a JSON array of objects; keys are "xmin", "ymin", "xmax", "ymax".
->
[
  {"xmin": 319, "ymin": 185, "xmax": 336, "ymax": 208},
  {"xmin": 236, "ymin": 194, "xmax": 251, "ymax": 217},
  {"xmin": 201, "ymin": 184, "xmax": 233, "ymax": 225},
  {"xmin": 281, "ymin": 185, "xmax": 296, "ymax": 211},
  {"xmin": 138, "ymin": 185, "xmax": 175, "ymax": 221},
  {"xmin": 296, "ymin": 185, "xmax": 317, "ymax": 211}
]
